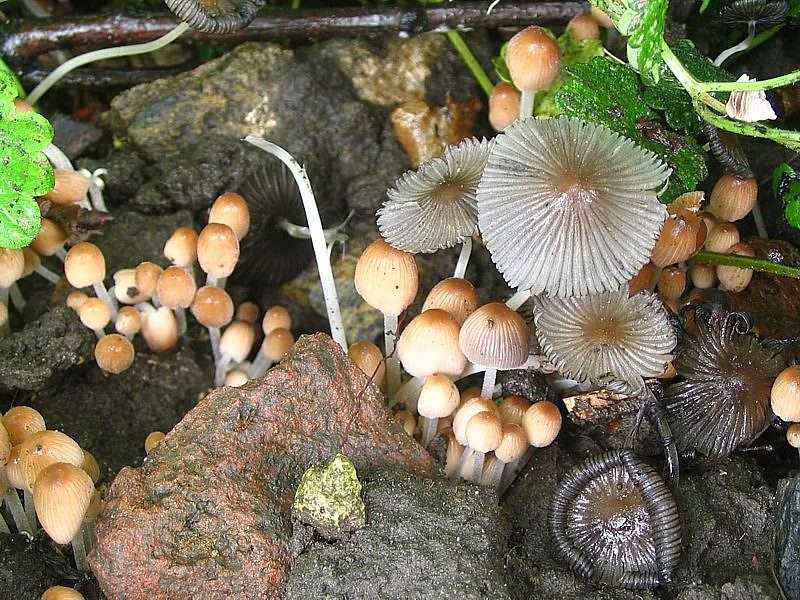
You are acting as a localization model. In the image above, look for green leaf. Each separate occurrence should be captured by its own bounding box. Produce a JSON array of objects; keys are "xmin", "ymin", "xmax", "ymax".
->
[
  {"xmin": 773, "ymin": 163, "xmax": 800, "ymax": 232},
  {"xmin": 555, "ymin": 57, "xmax": 707, "ymax": 202},
  {"xmin": 626, "ymin": 0, "xmax": 668, "ymax": 83},
  {"xmin": 785, "ymin": 200, "xmax": 800, "ymax": 229},
  {"xmin": 0, "ymin": 70, "xmax": 54, "ymax": 248}
]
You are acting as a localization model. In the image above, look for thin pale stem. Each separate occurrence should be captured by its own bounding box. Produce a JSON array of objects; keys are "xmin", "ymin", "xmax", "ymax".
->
[
  {"xmin": 245, "ymin": 136, "xmax": 348, "ymax": 351},
  {"xmin": 384, "ymin": 313, "xmax": 401, "ymax": 397},
  {"xmin": 453, "ymin": 237, "xmax": 472, "ymax": 279}
]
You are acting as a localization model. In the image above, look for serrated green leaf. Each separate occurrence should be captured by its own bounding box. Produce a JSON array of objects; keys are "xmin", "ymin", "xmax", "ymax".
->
[
  {"xmin": 626, "ymin": 0, "xmax": 668, "ymax": 83},
  {"xmin": 0, "ymin": 70, "xmax": 54, "ymax": 248},
  {"xmin": 785, "ymin": 200, "xmax": 800, "ymax": 229},
  {"xmin": 555, "ymin": 57, "xmax": 707, "ymax": 202},
  {"xmin": 0, "ymin": 193, "xmax": 41, "ymax": 248},
  {"xmin": 642, "ymin": 40, "xmax": 736, "ymax": 133}
]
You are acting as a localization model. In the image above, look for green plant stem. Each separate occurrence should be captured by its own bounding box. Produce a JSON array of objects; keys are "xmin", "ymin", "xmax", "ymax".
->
[
  {"xmin": 659, "ymin": 41, "xmax": 800, "ymax": 151},
  {"xmin": 445, "ymin": 30, "xmax": 494, "ymax": 98},
  {"xmin": 26, "ymin": 22, "xmax": 190, "ymax": 105},
  {"xmin": 690, "ymin": 249, "xmax": 800, "ymax": 279}
]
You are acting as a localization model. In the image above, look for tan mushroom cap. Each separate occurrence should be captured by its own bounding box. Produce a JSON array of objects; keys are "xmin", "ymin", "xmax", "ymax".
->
[
  {"xmin": 505, "ymin": 26, "xmax": 562, "ymax": 92},
  {"xmin": 209, "ymin": 192, "xmax": 250, "ymax": 241},
  {"xmin": 709, "ymin": 174, "xmax": 758, "ymax": 222},
  {"xmin": 81, "ymin": 449, "xmax": 100, "ymax": 484},
  {"xmin": 354, "ymin": 239, "xmax": 418, "ymax": 317},
  {"xmin": 163, "ymin": 226, "xmax": 199, "ymax": 267},
  {"xmin": 95, "ymin": 333, "xmax": 135, "ymax": 374},
  {"xmin": 141, "ymin": 306, "xmax": 179, "ymax": 353},
  {"xmin": 488, "ymin": 82, "xmax": 521, "ymax": 132},
  {"xmin": 262, "ymin": 305, "xmax": 291, "ymax": 335},
  {"xmin": 2, "ymin": 405, "xmax": 46, "ymax": 445},
  {"xmin": 197, "ymin": 222, "xmax": 240, "ymax": 279},
  {"xmin": 716, "ymin": 241, "xmax": 756, "ymax": 293},
  {"xmin": 41, "ymin": 585, "xmax": 87, "ymax": 600},
  {"xmin": 144, "ymin": 431, "xmax": 166, "ymax": 454},
  {"xmin": 134, "ymin": 262, "xmax": 163, "ymax": 299},
  {"xmin": 7, "ymin": 429, "xmax": 84, "ymax": 491},
  {"xmin": 452, "ymin": 397, "xmax": 498, "ymax": 446},
  {"xmin": 422, "ymin": 277, "xmax": 478, "ymax": 325},
  {"xmin": 771, "ymin": 365, "xmax": 800, "ymax": 422},
  {"xmin": 348, "ymin": 340, "xmax": 386, "ymax": 390},
  {"xmin": 29, "ymin": 218, "xmax": 67, "ymax": 256},
  {"xmin": 64, "ymin": 242, "xmax": 106, "ymax": 289},
  {"xmin": 705, "ymin": 222, "xmax": 740, "ymax": 253},
  {"xmin": 191, "ymin": 285, "xmax": 234, "ymax": 328},
  {"xmin": 261, "ymin": 327, "xmax": 295, "ymax": 363},
  {"xmin": 396, "ymin": 309, "xmax": 467, "ymax": 378},
  {"xmin": 418, "ymin": 373, "xmax": 460, "ymax": 420},
  {"xmin": 787, "ymin": 423, "xmax": 800, "ymax": 448},
  {"xmin": 113, "ymin": 268, "xmax": 149, "ymax": 305},
  {"xmin": 522, "ymin": 400, "xmax": 562, "ymax": 447},
  {"xmin": 236, "ymin": 301, "xmax": 261, "ymax": 324},
  {"xmin": 566, "ymin": 12, "xmax": 601, "ymax": 40},
  {"xmin": 42, "ymin": 169, "xmax": 90, "ymax": 205},
  {"xmin": 651, "ymin": 208, "xmax": 703, "ymax": 267},
  {"xmin": 493, "ymin": 423, "xmax": 529, "ymax": 463},
  {"xmin": 219, "ymin": 320, "xmax": 257, "ymax": 363},
  {"xmin": 498, "ymin": 395, "xmax": 532, "ymax": 426},
  {"xmin": 156, "ymin": 266, "xmax": 197, "ymax": 309},
  {"xmin": 33, "ymin": 461, "xmax": 95, "ymax": 545},
  {"xmin": 79, "ymin": 297, "xmax": 111, "ymax": 331},
  {"xmin": 465, "ymin": 410, "xmax": 503, "ymax": 453},
  {"xmin": 115, "ymin": 305, "xmax": 142, "ymax": 336},
  {"xmin": 0, "ymin": 248, "xmax": 25, "ymax": 288},
  {"xmin": 459, "ymin": 303, "xmax": 529, "ymax": 370}
]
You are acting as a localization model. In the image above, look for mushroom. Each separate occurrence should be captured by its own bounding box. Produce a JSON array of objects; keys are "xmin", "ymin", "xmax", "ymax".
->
[
  {"xmin": 355, "ymin": 239, "xmax": 419, "ymax": 395},
  {"xmin": 196, "ymin": 222, "xmax": 240, "ymax": 288},
  {"xmin": 715, "ymin": 0, "xmax": 789, "ymax": 66},
  {"xmin": 208, "ymin": 191, "xmax": 250, "ymax": 241},
  {"xmin": 155, "ymin": 265, "xmax": 198, "ymax": 334},
  {"xmin": 0, "ymin": 248, "xmax": 25, "ymax": 311},
  {"xmin": 533, "ymin": 285, "xmax": 676, "ymax": 394},
  {"xmin": 215, "ymin": 319, "xmax": 257, "ymax": 386},
  {"xmin": 2, "ymin": 405, "xmax": 46, "ymax": 446},
  {"xmin": 458, "ymin": 302, "xmax": 530, "ymax": 400},
  {"xmin": 190, "ymin": 285, "xmax": 234, "ymax": 363},
  {"xmin": 140, "ymin": 305, "xmax": 180, "ymax": 354},
  {"xmin": 504, "ymin": 26, "xmax": 562, "ymax": 117},
  {"xmin": 348, "ymin": 340, "xmax": 387, "ymax": 392},
  {"xmin": 480, "ymin": 423, "xmax": 528, "ymax": 489},
  {"xmin": 421, "ymin": 277, "xmax": 478, "ymax": 325},
  {"xmin": 63, "ymin": 242, "xmax": 117, "ymax": 319},
  {"xmin": 33, "ymin": 462, "xmax": 95, "ymax": 571},
  {"xmin": 488, "ymin": 82, "xmax": 521, "ymax": 132},
  {"xmin": 0, "ymin": 422, "xmax": 33, "ymax": 535},
  {"xmin": 771, "ymin": 365, "xmax": 800, "ymax": 423},
  {"xmin": 377, "ymin": 137, "xmax": 492, "ymax": 278},
  {"xmin": 163, "ymin": 226, "xmax": 199, "ymax": 268},
  {"xmin": 41, "ymin": 585, "xmax": 86, "ymax": 600},
  {"xmin": 417, "ymin": 373, "xmax": 460, "ymax": 448},
  {"xmin": 94, "ymin": 333, "xmax": 136, "ymax": 374},
  {"xmin": 248, "ymin": 327, "xmax": 295, "ymax": 379},
  {"xmin": 41, "ymin": 169, "xmax": 90, "ymax": 206},
  {"xmin": 477, "ymin": 116, "xmax": 670, "ymax": 301},
  {"xmin": 716, "ymin": 241, "xmax": 756, "ymax": 292},
  {"xmin": 566, "ymin": 12, "xmax": 601, "ymax": 40},
  {"xmin": 144, "ymin": 431, "xmax": 166, "ymax": 454},
  {"xmin": 708, "ymin": 173, "xmax": 759, "ymax": 223}
]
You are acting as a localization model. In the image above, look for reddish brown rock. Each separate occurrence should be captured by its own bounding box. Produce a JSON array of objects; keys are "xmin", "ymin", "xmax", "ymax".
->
[{"xmin": 90, "ymin": 333, "xmax": 433, "ymax": 599}]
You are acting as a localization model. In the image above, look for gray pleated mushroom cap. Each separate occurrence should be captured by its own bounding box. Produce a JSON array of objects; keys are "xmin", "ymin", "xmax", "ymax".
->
[
  {"xmin": 533, "ymin": 285, "xmax": 676, "ymax": 393},
  {"xmin": 477, "ymin": 116, "xmax": 671, "ymax": 297},
  {"xmin": 377, "ymin": 137, "xmax": 492, "ymax": 253}
]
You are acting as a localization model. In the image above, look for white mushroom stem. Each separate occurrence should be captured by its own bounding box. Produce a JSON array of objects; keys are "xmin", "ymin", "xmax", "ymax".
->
[
  {"xmin": 384, "ymin": 313, "xmax": 401, "ymax": 397},
  {"xmin": 2, "ymin": 480, "xmax": 34, "ymax": 535},
  {"xmin": 480, "ymin": 367, "xmax": 498, "ymax": 401},
  {"xmin": 498, "ymin": 447, "xmax": 535, "ymax": 496},
  {"xmin": 452, "ymin": 237, "xmax": 472, "ymax": 279},
  {"xmin": 505, "ymin": 288, "xmax": 532, "ymax": 311},
  {"xmin": 72, "ymin": 526, "xmax": 90, "ymax": 571},
  {"xmin": 26, "ymin": 22, "xmax": 190, "ymax": 106},
  {"xmin": 245, "ymin": 136, "xmax": 348, "ymax": 352},
  {"xmin": 714, "ymin": 24, "xmax": 755, "ymax": 67}
]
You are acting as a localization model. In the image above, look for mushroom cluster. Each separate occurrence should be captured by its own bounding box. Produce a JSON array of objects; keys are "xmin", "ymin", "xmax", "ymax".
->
[{"xmin": 1, "ymin": 405, "xmax": 100, "ymax": 572}]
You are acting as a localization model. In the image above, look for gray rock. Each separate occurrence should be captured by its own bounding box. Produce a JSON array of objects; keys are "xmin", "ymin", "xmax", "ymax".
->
[
  {"xmin": 777, "ymin": 471, "xmax": 800, "ymax": 599},
  {"xmin": 286, "ymin": 467, "xmax": 510, "ymax": 600}
]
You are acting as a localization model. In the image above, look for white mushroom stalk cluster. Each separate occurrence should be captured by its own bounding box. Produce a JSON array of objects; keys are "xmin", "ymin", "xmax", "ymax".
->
[{"xmin": 0, "ymin": 405, "xmax": 100, "ymax": 572}]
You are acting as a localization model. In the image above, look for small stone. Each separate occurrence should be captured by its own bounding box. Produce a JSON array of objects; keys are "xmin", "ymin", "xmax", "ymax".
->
[{"xmin": 293, "ymin": 453, "xmax": 366, "ymax": 539}]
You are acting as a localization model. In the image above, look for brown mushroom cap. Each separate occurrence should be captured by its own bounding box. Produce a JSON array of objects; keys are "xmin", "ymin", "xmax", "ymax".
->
[
  {"xmin": 771, "ymin": 365, "xmax": 800, "ymax": 422},
  {"xmin": 209, "ymin": 192, "xmax": 250, "ymax": 241},
  {"xmin": 505, "ymin": 26, "xmax": 563, "ymax": 92},
  {"xmin": 458, "ymin": 302, "xmax": 529, "ymax": 370},
  {"xmin": 163, "ymin": 226, "xmax": 199, "ymax": 267},
  {"xmin": 493, "ymin": 423, "xmax": 529, "ymax": 463},
  {"xmin": 261, "ymin": 305, "xmax": 291, "ymax": 335},
  {"xmin": 488, "ymin": 82, "xmax": 521, "ymax": 132},
  {"xmin": 2, "ymin": 405, "xmax": 46, "ymax": 445},
  {"xmin": 156, "ymin": 266, "xmax": 197, "ymax": 309},
  {"xmin": 29, "ymin": 218, "xmax": 67, "ymax": 257},
  {"xmin": 113, "ymin": 268, "xmax": 149, "ymax": 305},
  {"xmin": 261, "ymin": 327, "xmax": 295, "ymax": 363},
  {"xmin": 197, "ymin": 222, "xmax": 240, "ymax": 279},
  {"xmin": 566, "ymin": 12, "xmax": 601, "ymax": 40},
  {"xmin": 396, "ymin": 309, "xmax": 467, "ymax": 378},
  {"xmin": 33, "ymin": 461, "xmax": 95, "ymax": 545},
  {"xmin": 354, "ymin": 239, "xmax": 418, "ymax": 317},
  {"xmin": 422, "ymin": 277, "xmax": 478, "ymax": 325},
  {"xmin": 521, "ymin": 400, "xmax": 562, "ymax": 447},
  {"xmin": 95, "ymin": 333, "xmax": 135, "ymax": 374},
  {"xmin": 41, "ymin": 585, "xmax": 87, "ymax": 600},
  {"xmin": 144, "ymin": 431, "xmax": 166, "ymax": 454},
  {"xmin": 42, "ymin": 169, "xmax": 90, "ymax": 206},
  {"xmin": 716, "ymin": 241, "xmax": 756, "ymax": 292},
  {"xmin": 79, "ymin": 297, "xmax": 111, "ymax": 331},
  {"xmin": 191, "ymin": 285, "xmax": 234, "ymax": 328},
  {"xmin": 418, "ymin": 373, "xmax": 460, "ymax": 420},
  {"xmin": 7, "ymin": 430, "xmax": 84, "ymax": 491},
  {"xmin": 0, "ymin": 248, "xmax": 25, "ymax": 289},
  {"xmin": 219, "ymin": 320, "xmax": 257, "ymax": 363},
  {"xmin": 141, "ymin": 306, "xmax": 179, "ymax": 353},
  {"xmin": 115, "ymin": 306, "xmax": 142, "ymax": 337},
  {"xmin": 64, "ymin": 242, "xmax": 106, "ymax": 289},
  {"xmin": 134, "ymin": 262, "xmax": 163, "ymax": 299},
  {"xmin": 348, "ymin": 340, "xmax": 387, "ymax": 390},
  {"xmin": 465, "ymin": 411, "xmax": 503, "ymax": 453},
  {"xmin": 709, "ymin": 174, "xmax": 758, "ymax": 222}
]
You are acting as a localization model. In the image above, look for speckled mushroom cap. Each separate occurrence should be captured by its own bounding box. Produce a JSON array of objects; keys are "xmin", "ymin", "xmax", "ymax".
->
[
  {"xmin": 533, "ymin": 285, "xmax": 676, "ymax": 393},
  {"xmin": 458, "ymin": 302, "xmax": 530, "ymax": 370},
  {"xmin": 377, "ymin": 137, "xmax": 492, "ymax": 253},
  {"xmin": 477, "ymin": 116, "xmax": 671, "ymax": 297},
  {"xmin": 165, "ymin": 0, "xmax": 264, "ymax": 34}
]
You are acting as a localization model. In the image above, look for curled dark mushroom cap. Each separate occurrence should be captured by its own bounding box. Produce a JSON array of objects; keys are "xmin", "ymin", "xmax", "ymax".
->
[
  {"xmin": 663, "ymin": 304, "xmax": 785, "ymax": 463},
  {"xmin": 477, "ymin": 116, "xmax": 670, "ymax": 297},
  {"xmin": 533, "ymin": 285, "xmax": 676, "ymax": 394},
  {"xmin": 549, "ymin": 449, "xmax": 682, "ymax": 589},
  {"xmin": 166, "ymin": 0, "xmax": 265, "ymax": 34},
  {"xmin": 377, "ymin": 137, "xmax": 492, "ymax": 253}
]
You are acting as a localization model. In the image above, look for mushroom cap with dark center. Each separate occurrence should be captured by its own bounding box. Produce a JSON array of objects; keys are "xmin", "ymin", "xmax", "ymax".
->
[
  {"xmin": 477, "ymin": 116, "xmax": 670, "ymax": 297},
  {"xmin": 533, "ymin": 285, "xmax": 676, "ymax": 393},
  {"xmin": 662, "ymin": 306, "xmax": 785, "ymax": 463},
  {"xmin": 377, "ymin": 137, "xmax": 491, "ymax": 253},
  {"xmin": 165, "ymin": 0, "xmax": 265, "ymax": 34},
  {"xmin": 549, "ymin": 449, "xmax": 681, "ymax": 589}
]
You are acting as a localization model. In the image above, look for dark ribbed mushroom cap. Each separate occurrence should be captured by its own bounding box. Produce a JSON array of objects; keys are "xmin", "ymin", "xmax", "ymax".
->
[
  {"xmin": 663, "ymin": 305, "xmax": 784, "ymax": 463},
  {"xmin": 165, "ymin": 0, "xmax": 264, "ymax": 34},
  {"xmin": 533, "ymin": 285, "xmax": 676, "ymax": 393},
  {"xmin": 377, "ymin": 137, "xmax": 492, "ymax": 253},
  {"xmin": 477, "ymin": 116, "xmax": 670, "ymax": 297}
]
